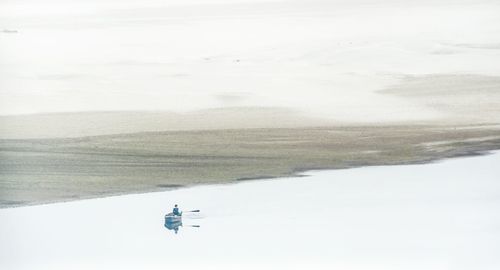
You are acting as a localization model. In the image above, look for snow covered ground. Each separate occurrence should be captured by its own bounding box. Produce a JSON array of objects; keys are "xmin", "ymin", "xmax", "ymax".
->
[{"xmin": 1, "ymin": 151, "xmax": 499, "ymax": 270}]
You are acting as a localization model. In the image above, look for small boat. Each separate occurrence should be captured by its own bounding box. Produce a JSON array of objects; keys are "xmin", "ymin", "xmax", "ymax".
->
[
  {"xmin": 164, "ymin": 213, "xmax": 182, "ymax": 233},
  {"xmin": 164, "ymin": 210, "xmax": 200, "ymax": 233},
  {"xmin": 165, "ymin": 213, "xmax": 182, "ymax": 224}
]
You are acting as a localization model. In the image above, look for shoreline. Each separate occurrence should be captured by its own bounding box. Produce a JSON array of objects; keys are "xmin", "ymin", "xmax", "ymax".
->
[
  {"xmin": 3, "ymin": 143, "xmax": 499, "ymax": 270},
  {"xmin": 1, "ymin": 133, "xmax": 498, "ymax": 209}
]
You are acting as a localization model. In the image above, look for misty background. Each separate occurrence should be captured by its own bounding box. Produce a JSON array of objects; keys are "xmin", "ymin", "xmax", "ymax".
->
[{"xmin": 1, "ymin": 0, "xmax": 500, "ymax": 135}]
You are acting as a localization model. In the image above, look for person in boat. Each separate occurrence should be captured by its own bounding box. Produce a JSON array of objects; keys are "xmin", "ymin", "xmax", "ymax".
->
[{"xmin": 173, "ymin": 204, "xmax": 181, "ymax": 216}]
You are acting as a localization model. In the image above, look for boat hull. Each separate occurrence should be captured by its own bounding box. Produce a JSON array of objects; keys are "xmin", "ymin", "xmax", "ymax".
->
[{"xmin": 165, "ymin": 214, "xmax": 182, "ymax": 224}]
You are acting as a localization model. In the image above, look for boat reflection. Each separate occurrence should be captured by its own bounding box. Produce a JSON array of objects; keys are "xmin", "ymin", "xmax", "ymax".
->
[
  {"xmin": 164, "ymin": 215, "xmax": 199, "ymax": 234},
  {"xmin": 164, "ymin": 220, "xmax": 183, "ymax": 234}
]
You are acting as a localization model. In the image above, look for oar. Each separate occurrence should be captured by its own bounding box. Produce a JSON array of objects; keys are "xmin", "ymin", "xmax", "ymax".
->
[{"xmin": 185, "ymin": 210, "xmax": 200, "ymax": 213}]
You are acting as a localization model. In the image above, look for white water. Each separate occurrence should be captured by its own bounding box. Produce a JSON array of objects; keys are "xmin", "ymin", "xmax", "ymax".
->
[
  {"xmin": 1, "ymin": 152, "xmax": 500, "ymax": 270},
  {"xmin": 2, "ymin": 0, "xmax": 500, "ymax": 122}
]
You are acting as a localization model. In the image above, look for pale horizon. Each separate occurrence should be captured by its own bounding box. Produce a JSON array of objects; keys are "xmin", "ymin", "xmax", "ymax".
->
[{"xmin": 2, "ymin": 0, "xmax": 500, "ymax": 124}]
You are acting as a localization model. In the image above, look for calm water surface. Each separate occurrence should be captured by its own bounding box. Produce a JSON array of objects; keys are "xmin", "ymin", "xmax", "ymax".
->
[{"xmin": 1, "ymin": 152, "xmax": 500, "ymax": 270}]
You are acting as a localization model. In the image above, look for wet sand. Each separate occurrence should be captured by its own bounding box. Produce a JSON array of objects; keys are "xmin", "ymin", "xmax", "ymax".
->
[
  {"xmin": 1, "ymin": 124, "xmax": 499, "ymax": 208},
  {"xmin": 2, "ymin": 0, "xmax": 500, "ymax": 210}
]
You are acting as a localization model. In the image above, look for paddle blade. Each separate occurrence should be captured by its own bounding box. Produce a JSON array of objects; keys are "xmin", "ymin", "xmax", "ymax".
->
[{"xmin": 188, "ymin": 210, "xmax": 200, "ymax": 212}]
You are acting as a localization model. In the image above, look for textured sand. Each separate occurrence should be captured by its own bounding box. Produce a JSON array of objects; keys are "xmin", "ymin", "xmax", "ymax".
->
[
  {"xmin": 1, "ymin": 0, "xmax": 500, "ymax": 208},
  {"xmin": 1, "ymin": 124, "xmax": 499, "ymax": 208}
]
